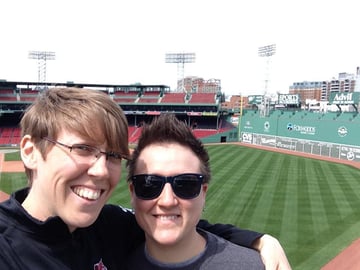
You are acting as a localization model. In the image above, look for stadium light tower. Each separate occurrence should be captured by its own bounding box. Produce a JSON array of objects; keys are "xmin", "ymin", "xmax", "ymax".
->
[
  {"xmin": 258, "ymin": 44, "xmax": 276, "ymax": 95},
  {"xmin": 28, "ymin": 50, "xmax": 56, "ymax": 83},
  {"xmin": 165, "ymin": 52, "xmax": 195, "ymax": 92}
]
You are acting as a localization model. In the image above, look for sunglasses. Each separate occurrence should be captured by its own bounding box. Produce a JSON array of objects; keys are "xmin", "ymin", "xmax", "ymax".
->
[{"xmin": 131, "ymin": 173, "xmax": 205, "ymax": 200}]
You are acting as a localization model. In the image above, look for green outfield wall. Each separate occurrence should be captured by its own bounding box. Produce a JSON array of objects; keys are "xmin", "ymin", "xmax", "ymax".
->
[{"xmin": 239, "ymin": 110, "xmax": 360, "ymax": 162}]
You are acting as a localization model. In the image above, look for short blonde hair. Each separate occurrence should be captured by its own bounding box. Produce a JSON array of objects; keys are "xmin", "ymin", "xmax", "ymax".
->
[{"xmin": 20, "ymin": 87, "xmax": 129, "ymax": 181}]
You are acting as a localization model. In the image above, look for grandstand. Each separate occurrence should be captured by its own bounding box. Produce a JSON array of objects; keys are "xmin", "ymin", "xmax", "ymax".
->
[
  {"xmin": 0, "ymin": 80, "xmax": 237, "ymax": 146},
  {"xmin": 4, "ymin": 81, "xmax": 359, "ymax": 163}
]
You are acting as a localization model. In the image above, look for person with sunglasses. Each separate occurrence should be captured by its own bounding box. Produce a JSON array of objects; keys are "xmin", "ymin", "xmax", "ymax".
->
[
  {"xmin": 126, "ymin": 114, "xmax": 290, "ymax": 269},
  {"xmin": 0, "ymin": 87, "xmax": 290, "ymax": 269}
]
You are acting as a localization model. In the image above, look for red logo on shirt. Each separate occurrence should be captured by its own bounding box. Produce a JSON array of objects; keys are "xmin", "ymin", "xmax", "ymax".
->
[{"xmin": 94, "ymin": 259, "xmax": 107, "ymax": 270}]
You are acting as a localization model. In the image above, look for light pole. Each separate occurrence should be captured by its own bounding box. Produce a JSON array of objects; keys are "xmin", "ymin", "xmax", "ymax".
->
[
  {"xmin": 28, "ymin": 51, "xmax": 56, "ymax": 84},
  {"xmin": 258, "ymin": 44, "xmax": 276, "ymax": 95},
  {"xmin": 165, "ymin": 53, "xmax": 195, "ymax": 92},
  {"xmin": 258, "ymin": 44, "xmax": 276, "ymax": 116}
]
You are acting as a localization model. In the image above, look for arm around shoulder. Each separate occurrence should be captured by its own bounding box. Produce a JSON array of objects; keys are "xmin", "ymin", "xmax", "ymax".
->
[
  {"xmin": 197, "ymin": 219, "xmax": 263, "ymax": 248},
  {"xmin": 252, "ymin": 234, "xmax": 292, "ymax": 270}
]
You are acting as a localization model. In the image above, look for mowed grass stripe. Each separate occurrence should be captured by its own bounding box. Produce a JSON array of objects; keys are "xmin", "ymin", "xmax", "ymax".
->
[
  {"xmin": 294, "ymin": 158, "xmax": 315, "ymax": 247},
  {"xmin": 315, "ymin": 161, "xmax": 341, "ymax": 226},
  {"xmin": 244, "ymin": 151, "xmax": 285, "ymax": 232},
  {"xmin": 280, "ymin": 156, "xmax": 300, "ymax": 253},
  {"xmin": 205, "ymin": 145, "xmax": 288, "ymax": 233},
  {"xmin": 205, "ymin": 145, "xmax": 259, "ymax": 226},
  {"xmin": 205, "ymin": 145, "xmax": 257, "ymax": 226},
  {"xmin": 292, "ymin": 159, "xmax": 335, "ymax": 266},
  {"xmin": 328, "ymin": 164, "xmax": 360, "ymax": 215},
  {"xmin": 263, "ymin": 155, "xmax": 292, "ymax": 238}
]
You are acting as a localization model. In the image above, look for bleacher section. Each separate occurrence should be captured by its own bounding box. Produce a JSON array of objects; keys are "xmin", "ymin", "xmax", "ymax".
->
[
  {"xmin": 19, "ymin": 89, "xmax": 40, "ymax": 102},
  {"xmin": 160, "ymin": 93, "xmax": 186, "ymax": 103},
  {"xmin": 128, "ymin": 126, "xmax": 143, "ymax": 143},
  {"xmin": 192, "ymin": 129, "xmax": 218, "ymax": 138},
  {"xmin": 0, "ymin": 120, "xmax": 236, "ymax": 145},
  {"xmin": 112, "ymin": 91, "xmax": 138, "ymax": 103},
  {"xmin": 0, "ymin": 89, "xmax": 17, "ymax": 102},
  {"xmin": 0, "ymin": 127, "xmax": 21, "ymax": 145},
  {"xmin": 188, "ymin": 93, "xmax": 216, "ymax": 104},
  {"xmin": 137, "ymin": 91, "xmax": 160, "ymax": 103},
  {"xmin": 0, "ymin": 81, "xmax": 235, "ymax": 145}
]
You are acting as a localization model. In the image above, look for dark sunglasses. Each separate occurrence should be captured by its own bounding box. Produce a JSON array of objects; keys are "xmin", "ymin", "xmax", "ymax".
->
[{"xmin": 131, "ymin": 173, "xmax": 205, "ymax": 200}]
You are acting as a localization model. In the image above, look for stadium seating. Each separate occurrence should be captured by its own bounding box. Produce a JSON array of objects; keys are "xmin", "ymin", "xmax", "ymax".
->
[
  {"xmin": 0, "ymin": 95, "xmax": 17, "ymax": 102},
  {"xmin": 188, "ymin": 93, "xmax": 216, "ymax": 104},
  {"xmin": 160, "ymin": 93, "xmax": 186, "ymax": 103},
  {"xmin": 192, "ymin": 129, "xmax": 218, "ymax": 138},
  {"xmin": 0, "ymin": 89, "xmax": 17, "ymax": 102},
  {"xmin": 113, "ymin": 91, "xmax": 138, "ymax": 103},
  {"xmin": 137, "ymin": 91, "xmax": 160, "ymax": 103},
  {"xmin": 128, "ymin": 126, "xmax": 142, "ymax": 143}
]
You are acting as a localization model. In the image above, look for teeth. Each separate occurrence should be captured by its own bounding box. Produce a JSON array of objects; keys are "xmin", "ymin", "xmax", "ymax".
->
[
  {"xmin": 158, "ymin": 215, "xmax": 177, "ymax": 220},
  {"xmin": 73, "ymin": 187, "xmax": 101, "ymax": 200}
]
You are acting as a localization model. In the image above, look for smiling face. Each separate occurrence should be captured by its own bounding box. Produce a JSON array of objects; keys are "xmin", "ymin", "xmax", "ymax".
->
[
  {"xmin": 129, "ymin": 142, "xmax": 208, "ymax": 248},
  {"xmin": 21, "ymin": 129, "xmax": 122, "ymax": 232}
]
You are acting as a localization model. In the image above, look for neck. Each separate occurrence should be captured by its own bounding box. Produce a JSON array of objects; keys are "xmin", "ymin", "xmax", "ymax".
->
[{"xmin": 145, "ymin": 230, "xmax": 206, "ymax": 264}]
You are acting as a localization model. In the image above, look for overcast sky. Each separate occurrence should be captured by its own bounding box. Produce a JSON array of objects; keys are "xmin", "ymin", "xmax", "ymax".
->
[{"xmin": 0, "ymin": 0, "xmax": 359, "ymax": 96}]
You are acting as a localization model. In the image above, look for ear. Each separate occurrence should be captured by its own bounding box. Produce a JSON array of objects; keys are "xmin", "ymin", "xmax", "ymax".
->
[
  {"xmin": 20, "ymin": 135, "xmax": 38, "ymax": 170},
  {"xmin": 202, "ymin": 183, "xmax": 208, "ymax": 194},
  {"xmin": 201, "ymin": 183, "xmax": 209, "ymax": 199}
]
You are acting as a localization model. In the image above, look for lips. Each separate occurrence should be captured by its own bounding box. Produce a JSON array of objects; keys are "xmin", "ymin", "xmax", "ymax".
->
[{"xmin": 72, "ymin": 186, "xmax": 102, "ymax": 200}]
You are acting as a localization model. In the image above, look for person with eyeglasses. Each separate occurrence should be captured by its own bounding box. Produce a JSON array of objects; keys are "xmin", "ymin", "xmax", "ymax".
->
[
  {"xmin": 126, "ymin": 114, "xmax": 289, "ymax": 269},
  {"xmin": 0, "ymin": 87, "xmax": 290, "ymax": 269}
]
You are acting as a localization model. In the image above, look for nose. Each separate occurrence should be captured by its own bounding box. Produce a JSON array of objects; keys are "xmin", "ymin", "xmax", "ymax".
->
[
  {"xmin": 157, "ymin": 183, "xmax": 178, "ymax": 206},
  {"xmin": 87, "ymin": 154, "xmax": 110, "ymax": 177}
]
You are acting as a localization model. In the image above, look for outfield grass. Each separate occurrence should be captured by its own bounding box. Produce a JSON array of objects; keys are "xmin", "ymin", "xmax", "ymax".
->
[{"xmin": 2, "ymin": 144, "xmax": 360, "ymax": 269}]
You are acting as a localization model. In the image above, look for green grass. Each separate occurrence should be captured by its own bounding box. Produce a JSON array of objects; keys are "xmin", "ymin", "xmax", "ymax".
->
[
  {"xmin": 2, "ymin": 144, "xmax": 360, "ymax": 269},
  {"xmin": 4, "ymin": 150, "xmax": 21, "ymax": 161},
  {"xmin": 0, "ymin": 172, "xmax": 27, "ymax": 194}
]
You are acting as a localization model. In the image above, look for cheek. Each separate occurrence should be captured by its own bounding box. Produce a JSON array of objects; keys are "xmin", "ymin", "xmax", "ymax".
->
[
  {"xmin": 132, "ymin": 198, "xmax": 155, "ymax": 214},
  {"xmin": 109, "ymin": 169, "xmax": 122, "ymax": 187}
]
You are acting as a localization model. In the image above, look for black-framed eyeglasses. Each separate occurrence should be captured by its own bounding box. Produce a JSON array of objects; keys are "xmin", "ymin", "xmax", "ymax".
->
[
  {"xmin": 131, "ymin": 173, "xmax": 205, "ymax": 200},
  {"xmin": 43, "ymin": 137, "xmax": 129, "ymax": 164}
]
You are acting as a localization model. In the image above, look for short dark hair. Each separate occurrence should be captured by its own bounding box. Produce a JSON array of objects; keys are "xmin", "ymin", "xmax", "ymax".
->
[{"xmin": 127, "ymin": 114, "xmax": 211, "ymax": 183}]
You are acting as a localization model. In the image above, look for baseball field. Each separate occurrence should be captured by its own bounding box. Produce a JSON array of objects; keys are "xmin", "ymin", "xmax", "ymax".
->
[{"xmin": 1, "ymin": 143, "xmax": 360, "ymax": 270}]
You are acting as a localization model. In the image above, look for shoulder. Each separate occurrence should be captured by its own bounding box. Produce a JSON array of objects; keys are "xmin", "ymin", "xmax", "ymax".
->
[
  {"xmin": 94, "ymin": 204, "xmax": 138, "ymax": 229},
  {"xmin": 99, "ymin": 204, "xmax": 134, "ymax": 220},
  {"xmin": 93, "ymin": 204, "xmax": 144, "ymax": 249},
  {"xmin": 0, "ymin": 234, "xmax": 24, "ymax": 269},
  {"xmin": 126, "ymin": 244, "xmax": 150, "ymax": 269},
  {"xmin": 202, "ymin": 231, "xmax": 265, "ymax": 269}
]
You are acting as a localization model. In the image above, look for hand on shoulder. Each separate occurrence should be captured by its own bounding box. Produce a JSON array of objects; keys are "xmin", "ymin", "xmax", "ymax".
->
[{"xmin": 253, "ymin": 234, "xmax": 292, "ymax": 270}]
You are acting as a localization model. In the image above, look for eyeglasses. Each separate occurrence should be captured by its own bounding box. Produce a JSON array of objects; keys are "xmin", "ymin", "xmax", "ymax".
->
[
  {"xmin": 131, "ymin": 173, "xmax": 204, "ymax": 200},
  {"xmin": 43, "ymin": 137, "xmax": 129, "ymax": 165}
]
